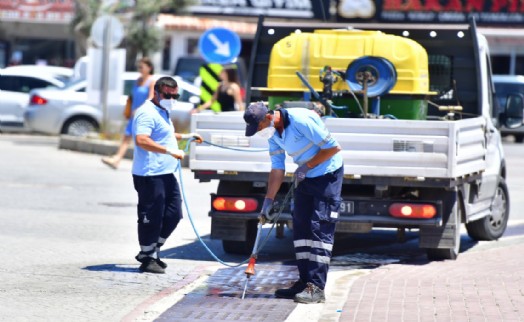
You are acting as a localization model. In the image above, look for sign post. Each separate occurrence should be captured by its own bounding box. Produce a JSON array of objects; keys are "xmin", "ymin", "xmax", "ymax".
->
[{"xmin": 89, "ymin": 15, "xmax": 124, "ymax": 137}]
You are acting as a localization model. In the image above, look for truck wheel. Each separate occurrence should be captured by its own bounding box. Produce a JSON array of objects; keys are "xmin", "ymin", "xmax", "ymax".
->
[
  {"xmin": 425, "ymin": 197, "xmax": 462, "ymax": 261},
  {"xmin": 466, "ymin": 178, "xmax": 509, "ymax": 241},
  {"xmin": 222, "ymin": 220, "xmax": 258, "ymax": 255}
]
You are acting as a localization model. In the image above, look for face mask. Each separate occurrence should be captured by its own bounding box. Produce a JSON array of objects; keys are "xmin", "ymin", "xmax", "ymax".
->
[
  {"xmin": 159, "ymin": 99, "xmax": 174, "ymax": 110},
  {"xmin": 257, "ymin": 120, "xmax": 275, "ymax": 139}
]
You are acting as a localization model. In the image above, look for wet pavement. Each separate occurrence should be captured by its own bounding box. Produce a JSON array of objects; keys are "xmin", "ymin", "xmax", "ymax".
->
[
  {"xmin": 153, "ymin": 224, "xmax": 524, "ymax": 322},
  {"xmin": 156, "ymin": 264, "xmax": 299, "ymax": 321}
]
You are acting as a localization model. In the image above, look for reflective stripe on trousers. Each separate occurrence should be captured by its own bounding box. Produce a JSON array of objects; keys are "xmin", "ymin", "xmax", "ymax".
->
[{"xmin": 292, "ymin": 166, "xmax": 343, "ymax": 289}]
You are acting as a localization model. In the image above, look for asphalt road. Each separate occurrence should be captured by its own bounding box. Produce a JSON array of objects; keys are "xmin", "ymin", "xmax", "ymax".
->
[{"xmin": 0, "ymin": 134, "xmax": 523, "ymax": 321}]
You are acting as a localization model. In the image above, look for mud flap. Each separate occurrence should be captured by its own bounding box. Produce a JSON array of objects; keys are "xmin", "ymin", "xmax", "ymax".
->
[{"xmin": 419, "ymin": 190, "xmax": 460, "ymax": 249}]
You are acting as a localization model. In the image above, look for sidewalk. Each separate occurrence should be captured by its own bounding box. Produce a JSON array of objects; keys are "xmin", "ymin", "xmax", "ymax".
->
[
  {"xmin": 336, "ymin": 239, "xmax": 524, "ymax": 322},
  {"xmin": 147, "ymin": 237, "xmax": 524, "ymax": 322}
]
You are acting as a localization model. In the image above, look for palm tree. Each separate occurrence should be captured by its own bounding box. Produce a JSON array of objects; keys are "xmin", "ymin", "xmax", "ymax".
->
[{"xmin": 71, "ymin": 0, "xmax": 194, "ymax": 68}]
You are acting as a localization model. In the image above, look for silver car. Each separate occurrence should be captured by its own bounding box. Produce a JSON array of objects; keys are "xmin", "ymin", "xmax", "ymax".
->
[
  {"xmin": 24, "ymin": 73, "xmax": 200, "ymax": 136},
  {"xmin": 0, "ymin": 68, "xmax": 67, "ymax": 131}
]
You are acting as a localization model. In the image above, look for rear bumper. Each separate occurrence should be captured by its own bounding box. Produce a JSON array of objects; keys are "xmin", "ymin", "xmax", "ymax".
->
[
  {"xmin": 210, "ymin": 210, "xmax": 442, "ymax": 230},
  {"xmin": 24, "ymin": 106, "xmax": 60, "ymax": 134}
]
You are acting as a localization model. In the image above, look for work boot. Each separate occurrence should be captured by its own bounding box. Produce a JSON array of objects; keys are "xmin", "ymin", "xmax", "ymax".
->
[
  {"xmin": 138, "ymin": 257, "xmax": 165, "ymax": 274},
  {"xmin": 136, "ymin": 253, "xmax": 168, "ymax": 269},
  {"xmin": 275, "ymin": 280, "xmax": 307, "ymax": 299},
  {"xmin": 294, "ymin": 282, "xmax": 325, "ymax": 304}
]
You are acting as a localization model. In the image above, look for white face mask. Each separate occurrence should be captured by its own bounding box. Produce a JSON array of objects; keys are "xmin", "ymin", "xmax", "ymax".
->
[
  {"xmin": 159, "ymin": 99, "xmax": 174, "ymax": 110},
  {"xmin": 257, "ymin": 120, "xmax": 275, "ymax": 139}
]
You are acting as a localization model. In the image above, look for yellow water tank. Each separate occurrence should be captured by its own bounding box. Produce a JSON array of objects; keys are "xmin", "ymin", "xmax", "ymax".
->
[{"xmin": 266, "ymin": 29, "xmax": 431, "ymax": 95}]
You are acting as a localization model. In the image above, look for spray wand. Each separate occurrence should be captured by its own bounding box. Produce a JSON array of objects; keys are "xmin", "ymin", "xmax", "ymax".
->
[
  {"xmin": 241, "ymin": 219, "xmax": 263, "ymax": 299},
  {"xmin": 240, "ymin": 186, "xmax": 294, "ymax": 299}
]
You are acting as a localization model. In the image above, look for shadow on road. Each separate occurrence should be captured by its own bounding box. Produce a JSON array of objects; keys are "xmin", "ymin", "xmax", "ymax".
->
[
  {"xmin": 83, "ymin": 264, "xmax": 140, "ymax": 273},
  {"xmin": 160, "ymin": 226, "xmax": 481, "ymax": 266}
]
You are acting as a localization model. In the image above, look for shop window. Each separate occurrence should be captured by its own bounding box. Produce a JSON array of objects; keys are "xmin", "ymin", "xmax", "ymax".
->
[{"xmin": 162, "ymin": 38, "xmax": 171, "ymax": 72}]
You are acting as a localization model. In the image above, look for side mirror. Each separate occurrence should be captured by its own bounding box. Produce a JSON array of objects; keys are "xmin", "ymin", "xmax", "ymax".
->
[{"xmin": 504, "ymin": 93, "xmax": 524, "ymax": 129}]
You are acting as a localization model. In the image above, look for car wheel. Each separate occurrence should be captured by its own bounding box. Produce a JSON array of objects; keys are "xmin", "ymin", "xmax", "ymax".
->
[
  {"xmin": 62, "ymin": 117, "xmax": 98, "ymax": 136},
  {"xmin": 466, "ymin": 177, "xmax": 509, "ymax": 241}
]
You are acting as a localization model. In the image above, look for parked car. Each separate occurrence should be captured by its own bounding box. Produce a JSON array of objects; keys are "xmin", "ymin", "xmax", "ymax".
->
[
  {"xmin": 24, "ymin": 73, "xmax": 200, "ymax": 136},
  {"xmin": 493, "ymin": 75, "xmax": 524, "ymax": 142},
  {"xmin": 0, "ymin": 68, "xmax": 67, "ymax": 131},
  {"xmin": 3, "ymin": 65, "xmax": 74, "ymax": 83}
]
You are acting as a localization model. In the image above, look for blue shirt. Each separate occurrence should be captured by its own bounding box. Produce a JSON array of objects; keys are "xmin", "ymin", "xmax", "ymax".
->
[
  {"xmin": 268, "ymin": 108, "xmax": 343, "ymax": 178},
  {"xmin": 132, "ymin": 100, "xmax": 178, "ymax": 176},
  {"xmin": 131, "ymin": 78, "xmax": 153, "ymax": 111}
]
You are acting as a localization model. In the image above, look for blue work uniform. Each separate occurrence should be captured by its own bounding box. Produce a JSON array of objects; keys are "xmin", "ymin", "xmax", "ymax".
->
[
  {"xmin": 132, "ymin": 100, "xmax": 182, "ymax": 259},
  {"xmin": 269, "ymin": 108, "xmax": 343, "ymax": 290}
]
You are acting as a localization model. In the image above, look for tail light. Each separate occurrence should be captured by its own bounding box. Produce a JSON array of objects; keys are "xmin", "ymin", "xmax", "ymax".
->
[
  {"xmin": 389, "ymin": 203, "xmax": 437, "ymax": 219},
  {"xmin": 30, "ymin": 94, "xmax": 48, "ymax": 105},
  {"xmin": 212, "ymin": 197, "xmax": 258, "ymax": 212}
]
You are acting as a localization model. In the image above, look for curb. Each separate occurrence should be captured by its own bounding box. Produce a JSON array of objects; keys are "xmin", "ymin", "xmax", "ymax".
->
[
  {"xmin": 58, "ymin": 135, "xmax": 189, "ymax": 167},
  {"xmin": 121, "ymin": 265, "xmax": 213, "ymax": 322}
]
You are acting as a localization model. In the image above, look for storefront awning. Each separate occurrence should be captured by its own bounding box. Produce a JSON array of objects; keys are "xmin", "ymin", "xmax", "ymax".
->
[{"xmin": 157, "ymin": 14, "xmax": 257, "ymax": 36}]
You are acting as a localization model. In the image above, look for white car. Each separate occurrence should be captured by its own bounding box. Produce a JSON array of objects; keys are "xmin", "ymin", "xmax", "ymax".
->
[
  {"xmin": 24, "ymin": 73, "xmax": 200, "ymax": 136},
  {"xmin": 0, "ymin": 68, "xmax": 67, "ymax": 131},
  {"xmin": 3, "ymin": 65, "xmax": 74, "ymax": 83}
]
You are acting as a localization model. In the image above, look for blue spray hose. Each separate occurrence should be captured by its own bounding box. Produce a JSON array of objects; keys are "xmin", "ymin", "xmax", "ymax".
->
[{"xmin": 174, "ymin": 138, "xmax": 291, "ymax": 268}]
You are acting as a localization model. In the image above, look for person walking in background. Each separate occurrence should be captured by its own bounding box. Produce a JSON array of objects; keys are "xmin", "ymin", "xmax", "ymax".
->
[
  {"xmin": 132, "ymin": 76, "xmax": 203, "ymax": 274},
  {"xmin": 102, "ymin": 57, "xmax": 156, "ymax": 169},
  {"xmin": 197, "ymin": 67, "xmax": 244, "ymax": 112}
]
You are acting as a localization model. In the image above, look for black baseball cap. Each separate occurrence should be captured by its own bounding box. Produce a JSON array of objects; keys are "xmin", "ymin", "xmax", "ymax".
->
[{"xmin": 244, "ymin": 102, "xmax": 268, "ymax": 137}]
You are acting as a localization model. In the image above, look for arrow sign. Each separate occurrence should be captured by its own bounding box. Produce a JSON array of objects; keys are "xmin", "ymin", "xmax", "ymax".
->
[
  {"xmin": 198, "ymin": 27, "xmax": 241, "ymax": 64},
  {"xmin": 208, "ymin": 33, "xmax": 230, "ymax": 57}
]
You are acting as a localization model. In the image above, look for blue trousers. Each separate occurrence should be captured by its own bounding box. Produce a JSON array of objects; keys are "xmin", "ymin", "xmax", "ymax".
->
[
  {"xmin": 293, "ymin": 166, "xmax": 343, "ymax": 289},
  {"xmin": 133, "ymin": 173, "xmax": 183, "ymax": 257}
]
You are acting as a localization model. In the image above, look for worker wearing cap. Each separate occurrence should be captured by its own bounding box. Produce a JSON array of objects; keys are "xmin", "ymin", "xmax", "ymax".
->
[{"xmin": 244, "ymin": 102, "xmax": 343, "ymax": 304}]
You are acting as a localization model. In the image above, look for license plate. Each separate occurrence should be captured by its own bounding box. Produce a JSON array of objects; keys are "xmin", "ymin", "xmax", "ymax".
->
[{"xmin": 339, "ymin": 200, "xmax": 354, "ymax": 215}]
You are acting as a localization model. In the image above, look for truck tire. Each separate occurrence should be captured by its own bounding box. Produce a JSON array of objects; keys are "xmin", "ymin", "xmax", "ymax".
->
[
  {"xmin": 466, "ymin": 177, "xmax": 509, "ymax": 241},
  {"xmin": 426, "ymin": 199, "xmax": 462, "ymax": 261},
  {"xmin": 222, "ymin": 220, "xmax": 258, "ymax": 255}
]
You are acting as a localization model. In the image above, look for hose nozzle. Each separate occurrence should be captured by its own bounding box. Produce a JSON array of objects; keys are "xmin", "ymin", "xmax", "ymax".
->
[{"xmin": 245, "ymin": 257, "xmax": 256, "ymax": 277}]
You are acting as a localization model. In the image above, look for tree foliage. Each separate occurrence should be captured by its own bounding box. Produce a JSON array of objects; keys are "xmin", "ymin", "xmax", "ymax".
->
[{"xmin": 71, "ymin": 0, "xmax": 194, "ymax": 65}]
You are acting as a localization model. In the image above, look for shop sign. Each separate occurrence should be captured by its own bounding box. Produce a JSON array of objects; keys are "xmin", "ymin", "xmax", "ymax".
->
[
  {"xmin": 188, "ymin": 0, "xmax": 330, "ymax": 19},
  {"xmin": 336, "ymin": 0, "xmax": 524, "ymax": 25},
  {"xmin": 0, "ymin": 0, "xmax": 74, "ymax": 23}
]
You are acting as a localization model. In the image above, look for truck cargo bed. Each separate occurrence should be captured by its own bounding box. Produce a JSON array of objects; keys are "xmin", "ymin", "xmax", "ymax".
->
[{"xmin": 189, "ymin": 112, "xmax": 487, "ymax": 179}]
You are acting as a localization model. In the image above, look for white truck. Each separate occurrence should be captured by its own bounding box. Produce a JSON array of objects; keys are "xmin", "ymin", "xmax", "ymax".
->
[{"xmin": 189, "ymin": 18, "xmax": 524, "ymax": 260}]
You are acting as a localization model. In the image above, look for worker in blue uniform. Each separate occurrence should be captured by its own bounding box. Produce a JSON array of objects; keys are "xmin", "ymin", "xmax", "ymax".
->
[{"xmin": 244, "ymin": 102, "xmax": 343, "ymax": 304}]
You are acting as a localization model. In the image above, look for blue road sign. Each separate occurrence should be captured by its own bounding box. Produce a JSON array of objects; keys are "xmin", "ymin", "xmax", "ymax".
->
[{"xmin": 198, "ymin": 27, "xmax": 241, "ymax": 65}]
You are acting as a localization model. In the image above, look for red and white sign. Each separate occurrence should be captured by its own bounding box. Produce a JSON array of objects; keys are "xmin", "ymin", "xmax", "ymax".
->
[{"xmin": 0, "ymin": 0, "xmax": 74, "ymax": 23}]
